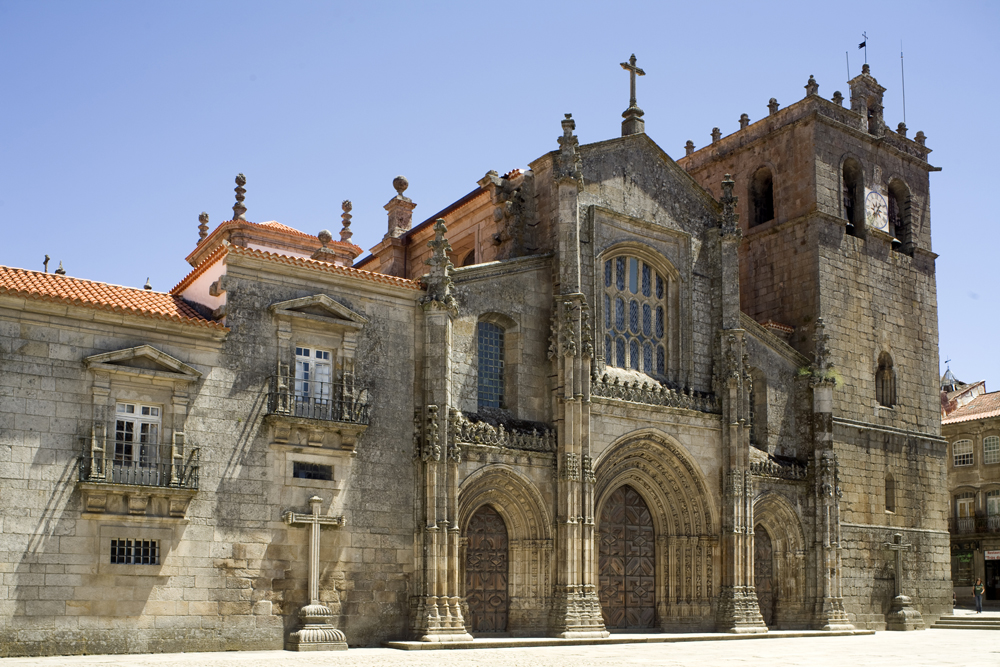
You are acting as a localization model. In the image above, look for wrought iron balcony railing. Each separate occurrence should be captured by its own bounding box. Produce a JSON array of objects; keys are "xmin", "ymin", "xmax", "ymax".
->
[
  {"xmin": 948, "ymin": 515, "xmax": 1000, "ymax": 535},
  {"xmin": 79, "ymin": 439, "xmax": 199, "ymax": 489},
  {"xmin": 265, "ymin": 375, "xmax": 370, "ymax": 426}
]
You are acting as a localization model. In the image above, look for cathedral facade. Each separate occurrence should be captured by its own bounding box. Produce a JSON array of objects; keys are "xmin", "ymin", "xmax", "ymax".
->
[{"xmin": 0, "ymin": 64, "xmax": 950, "ymax": 656}]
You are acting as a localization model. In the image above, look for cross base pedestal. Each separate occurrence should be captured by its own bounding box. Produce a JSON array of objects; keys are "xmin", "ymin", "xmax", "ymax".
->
[
  {"xmin": 885, "ymin": 595, "xmax": 924, "ymax": 631},
  {"xmin": 285, "ymin": 603, "xmax": 348, "ymax": 651}
]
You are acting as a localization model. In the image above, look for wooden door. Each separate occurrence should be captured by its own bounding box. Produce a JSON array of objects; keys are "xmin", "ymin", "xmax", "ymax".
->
[
  {"xmin": 754, "ymin": 526, "xmax": 775, "ymax": 626},
  {"xmin": 465, "ymin": 504, "xmax": 508, "ymax": 633},
  {"xmin": 598, "ymin": 485, "xmax": 655, "ymax": 629}
]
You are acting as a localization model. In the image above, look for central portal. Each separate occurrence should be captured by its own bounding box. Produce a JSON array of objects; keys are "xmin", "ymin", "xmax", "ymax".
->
[{"xmin": 598, "ymin": 484, "xmax": 655, "ymax": 629}]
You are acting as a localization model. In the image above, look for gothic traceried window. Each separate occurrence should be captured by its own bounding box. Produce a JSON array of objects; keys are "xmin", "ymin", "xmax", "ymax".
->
[
  {"xmin": 602, "ymin": 255, "xmax": 667, "ymax": 377},
  {"xmin": 477, "ymin": 321, "xmax": 504, "ymax": 410}
]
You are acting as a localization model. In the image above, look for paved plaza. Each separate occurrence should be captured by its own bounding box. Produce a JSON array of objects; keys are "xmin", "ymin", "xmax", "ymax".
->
[{"xmin": 2, "ymin": 629, "xmax": 999, "ymax": 667}]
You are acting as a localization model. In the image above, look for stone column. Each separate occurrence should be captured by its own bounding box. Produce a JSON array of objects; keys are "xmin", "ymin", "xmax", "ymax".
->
[
  {"xmin": 548, "ymin": 115, "xmax": 608, "ymax": 639},
  {"xmin": 714, "ymin": 177, "xmax": 766, "ymax": 633},
  {"xmin": 809, "ymin": 319, "xmax": 855, "ymax": 631}
]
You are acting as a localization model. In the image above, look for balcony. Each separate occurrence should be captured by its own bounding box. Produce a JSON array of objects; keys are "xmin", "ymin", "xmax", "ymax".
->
[
  {"xmin": 264, "ymin": 375, "xmax": 370, "ymax": 452},
  {"xmin": 78, "ymin": 434, "xmax": 199, "ymax": 518},
  {"xmin": 948, "ymin": 515, "xmax": 1000, "ymax": 536}
]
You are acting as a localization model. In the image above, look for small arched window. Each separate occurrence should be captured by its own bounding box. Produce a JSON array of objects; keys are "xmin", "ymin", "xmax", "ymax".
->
[
  {"xmin": 477, "ymin": 321, "xmax": 504, "ymax": 410},
  {"xmin": 887, "ymin": 180, "xmax": 911, "ymax": 254},
  {"xmin": 875, "ymin": 352, "xmax": 896, "ymax": 407},
  {"xmin": 461, "ymin": 250, "xmax": 476, "ymax": 267},
  {"xmin": 885, "ymin": 473, "xmax": 896, "ymax": 513},
  {"xmin": 842, "ymin": 158, "xmax": 864, "ymax": 237},
  {"xmin": 602, "ymin": 256, "xmax": 668, "ymax": 376},
  {"xmin": 750, "ymin": 167, "xmax": 775, "ymax": 227}
]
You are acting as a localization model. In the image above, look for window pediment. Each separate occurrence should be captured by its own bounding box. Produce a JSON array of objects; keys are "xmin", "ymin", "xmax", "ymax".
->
[
  {"xmin": 270, "ymin": 294, "xmax": 367, "ymax": 330},
  {"xmin": 84, "ymin": 345, "xmax": 201, "ymax": 383}
]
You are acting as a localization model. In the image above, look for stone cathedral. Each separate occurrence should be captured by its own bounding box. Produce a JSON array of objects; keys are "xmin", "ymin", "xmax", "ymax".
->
[{"xmin": 0, "ymin": 61, "xmax": 951, "ymax": 656}]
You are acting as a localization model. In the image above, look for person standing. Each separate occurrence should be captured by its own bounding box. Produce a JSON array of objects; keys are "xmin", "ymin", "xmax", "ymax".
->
[{"xmin": 973, "ymin": 578, "xmax": 985, "ymax": 613}]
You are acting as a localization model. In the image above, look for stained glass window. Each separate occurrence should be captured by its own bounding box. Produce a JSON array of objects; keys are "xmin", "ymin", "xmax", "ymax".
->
[
  {"xmin": 601, "ymin": 255, "xmax": 669, "ymax": 376},
  {"xmin": 478, "ymin": 322, "xmax": 504, "ymax": 410}
]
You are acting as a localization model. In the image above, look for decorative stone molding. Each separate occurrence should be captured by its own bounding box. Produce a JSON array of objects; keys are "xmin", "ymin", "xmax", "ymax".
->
[
  {"xmin": 420, "ymin": 220, "xmax": 458, "ymax": 316},
  {"xmin": 449, "ymin": 410, "xmax": 556, "ymax": 452},
  {"xmin": 591, "ymin": 374, "xmax": 719, "ymax": 414},
  {"xmin": 750, "ymin": 457, "xmax": 808, "ymax": 481}
]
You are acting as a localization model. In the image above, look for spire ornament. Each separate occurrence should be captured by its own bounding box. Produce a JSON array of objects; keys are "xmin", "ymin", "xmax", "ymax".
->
[
  {"xmin": 420, "ymin": 219, "xmax": 457, "ymax": 316},
  {"xmin": 198, "ymin": 212, "xmax": 210, "ymax": 243},
  {"xmin": 233, "ymin": 174, "xmax": 247, "ymax": 221},
  {"xmin": 720, "ymin": 174, "xmax": 740, "ymax": 238},
  {"xmin": 557, "ymin": 114, "xmax": 582, "ymax": 186},
  {"xmin": 340, "ymin": 200, "xmax": 353, "ymax": 243}
]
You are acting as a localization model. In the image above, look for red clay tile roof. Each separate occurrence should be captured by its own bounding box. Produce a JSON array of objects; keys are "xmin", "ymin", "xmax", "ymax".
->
[
  {"xmin": 186, "ymin": 219, "xmax": 362, "ymax": 265},
  {"xmin": 170, "ymin": 243, "xmax": 228, "ymax": 295},
  {"xmin": 943, "ymin": 390, "xmax": 1000, "ymax": 425},
  {"xmin": 0, "ymin": 265, "xmax": 227, "ymax": 330},
  {"xmin": 225, "ymin": 245, "xmax": 423, "ymax": 290}
]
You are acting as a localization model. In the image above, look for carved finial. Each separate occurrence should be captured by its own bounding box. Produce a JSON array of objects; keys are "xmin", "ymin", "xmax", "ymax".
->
[
  {"xmin": 768, "ymin": 98, "xmax": 779, "ymax": 116},
  {"xmin": 805, "ymin": 74, "xmax": 819, "ymax": 96},
  {"xmin": 832, "ymin": 91, "xmax": 844, "ymax": 107},
  {"xmin": 711, "ymin": 127, "xmax": 721, "ymax": 144},
  {"xmin": 620, "ymin": 54, "xmax": 646, "ymax": 136},
  {"xmin": 198, "ymin": 212, "xmax": 210, "ymax": 243},
  {"xmin": 43, "ymin": 255, "xmax": 50, "ymax": 273},
  {"xmin": 915, "ymin": 131, "xmax": 926, "ymax": 146},
  {"xmin": 685, "ymin": 140, "xmax": 695, "ymax": 156},
  {"xmin": 233, "ymin": 174, "xmax": 247, "ymax": 221},
  {"xmin": 392, "ymin": 176, "xmax": 408, "ymax": 196},
  {"xmin": 143, "ymin": 277, "xmax": 152, "ymax": 291},
  {"xmin": 420, "ymin": 219, "xmax": 457, "ymax": 316},
  {"xmin": 558, "ymin": 114, "xmax": 582, "ymax": 185},
  {"xmin": 55, "ymin": 261, "xmax": 66, "ymax": 275},
  {"xmin": 340, "ymin": 200, "xmax": 353, "ymax": 243},
  {"xmin": 862, "ymin": 63, "xmax": 870, "ymax": 75},
  {"xmin": 897, "ymin": 122, "xmax": 908, "ymax": 138},
  {"xmin": 720, "ymin": 174, "xmax": 740, "ymax": 237},
  {"xmin": 317, "ymin": 229, "xmax": 332, "ymax": 247},
  {"xmin": 739, "ymin": 114, "xmax": 749, "ymax": 130},
  {"xmin": 385, "ymin": 176, "xmax": 415, "ymax": 238}
]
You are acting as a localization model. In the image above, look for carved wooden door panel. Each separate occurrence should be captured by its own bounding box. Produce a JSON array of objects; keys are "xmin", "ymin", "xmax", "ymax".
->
[
  {"xmin": 598, "ymin": 485, "xmax": 656, "ymax": 629},
  {"xmin": 754, "ymin": 526, "xmax": 775, "ymax": 626},
  {"xmin": 465, "ymin": 504, "xmax": 508, "ymax": 633}
]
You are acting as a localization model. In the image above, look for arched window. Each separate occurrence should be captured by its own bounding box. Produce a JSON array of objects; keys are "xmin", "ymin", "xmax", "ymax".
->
[
  {"xmin": 461, "ymin": 250, "xmax": 476, "ymax": 267},
  {"xmin": 842, "ymin": 158, "xmax": 864, "ymax": 237},
  {"xmin": 750, "ymin": 166, "xmax": 775, "ymax": 227},
  {"xmin": 953, "ymin": 439, "xmax": 974, "ymax": 467},
  {"xmin": 477, "ymin": 321, "xmax": 504, "ymax": 410},
  {"xmin": 885, "ymin": 473, "xmax": 896, "ymax": 513},
  {"xmin": 875, "ymin": 353, "xmax": 896, "ymax": 407},
  {"xmin": 887, "ymin": 179, "xmax": 911, "ymax": 254},
  {"xmin": 984, "ymin": 436, "xmax": 1000, "ymax": 465},
  {"xmin": 602, "ymin": 256, "xmax": 668, "ymax": 377}
]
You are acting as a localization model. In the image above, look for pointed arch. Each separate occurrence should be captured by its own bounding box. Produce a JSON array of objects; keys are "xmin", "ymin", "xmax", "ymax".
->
[{"xmin": 753, "ymin": 493, "xmax": 808, "ymax": 629}]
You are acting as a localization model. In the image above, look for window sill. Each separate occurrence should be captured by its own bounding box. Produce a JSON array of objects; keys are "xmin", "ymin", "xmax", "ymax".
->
[
  {"xmin": 264, "ymin": 413, "xmax": 367, "ymax": 453},
  {"xmin": 77, "ymin": 481, "xmax": 196, "ymax": 519}
]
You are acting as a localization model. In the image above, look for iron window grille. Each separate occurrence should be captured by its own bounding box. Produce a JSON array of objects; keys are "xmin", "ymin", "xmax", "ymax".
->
[{"xmin": 110, "ymin": 538, "xmax": 159, "ymax": 565}]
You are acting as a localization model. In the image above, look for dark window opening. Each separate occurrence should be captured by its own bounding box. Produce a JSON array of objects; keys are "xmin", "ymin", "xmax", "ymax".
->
[
  {"xmin": 876, "ymin": 353, "xmax": 896, "ymax": 407},
  {"xmin": 461, "ymin": 250, "xmax": 476, "ymax": 267},
  {"xmin": 750, "ymin": 167, "xmax": 775, "ymax": 227},
  {"xmin": 887, "ymin": 180, "xmax": 911, "ymax": 254},
  {"xmin": 110, "ymin": 539, "xmax": 159, "ymax": 565},
  {"xmin": 293, "ymin": 461, "xmax": 333, "ymax": 481},
  {"xmin": 842, "ymin": 159, "xmax": 864, "ymax": 237},
  {"xmin": 885, "ymin": 474, "xmax": 896, "ymax": 513},
  {"xmin": 477, "ymin": 321, "xmax": 505, "ymax": 410}
]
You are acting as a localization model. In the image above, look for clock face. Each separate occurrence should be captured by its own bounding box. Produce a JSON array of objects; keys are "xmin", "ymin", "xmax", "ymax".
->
[{"xmin": 865, "ymin": 191, "xmax": 889, "ymax": 233}]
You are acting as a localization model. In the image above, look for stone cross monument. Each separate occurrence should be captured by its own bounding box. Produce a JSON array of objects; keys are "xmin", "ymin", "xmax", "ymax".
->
[
  {"xmin": 283, "ymin": 496, "xmax": 348, "ymax": 650},
  {"xmin": 620, "ymin": 54, "xmax": 646, "ymax": 136},
  {"xmin": 883, "ymin": 532, "xmax": 924, "ymax": 631}
]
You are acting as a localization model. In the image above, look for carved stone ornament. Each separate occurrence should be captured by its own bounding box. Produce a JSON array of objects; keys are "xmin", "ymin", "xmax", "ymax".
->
[
  {"xmin": 560, "ymin": 301, "xmax": 578, "ymax": 358},
  {"xmin": 557, "ymin": 114, "xmax": 583, "ymax": 186},
  {"xmin": 547, "ymin": 312, "xmax": 559, "ymax": 361},
  {"xmin": 720, "ymin": 174, "xmax": 741, "ymax": 238},
  {"xmin": 419, "ymin": 220, "xmax": 458, "ymax": 316},
  {"xmin": 561, "ymin": 452, "xmax": 580, "ymax": 481},
  {"xmin": 580, "ymin": 302, "xmax": 594, "ymax": 359},
  {"xmin": 421, "ymin": 405, "xmax": 442, "ymax": 462},
  {"xmin": 233, "ymin": 173, "xmax": 247, "ymax": 221},
  {"xmin": 810, "ymin": 317, "xmax": 836, "ymax": 387}
]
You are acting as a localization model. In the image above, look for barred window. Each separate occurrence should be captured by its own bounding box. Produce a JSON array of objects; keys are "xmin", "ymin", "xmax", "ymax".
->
[
  {"xmin": 293, "ymin": 461, "xmax": 333, "ymax": 481},
  {"xmin": 984, "ymin": 436, "xmax": 1000, "ymax": 465},
  {"xmin": 602, "ymin": 256, "xmax": 666, "ymax": 376},
  {"xmin": 875, "ymin": 353, "xmax": 895, "ymax": 407},
  {"xmin": 477, "ymin": 322, "xmax": 504, "ymax": 410},
  {"xmin": 954, "ymin": 439, "xmax": 974, "ymax": 467},
  {"xmin": 110, "ymin": 539, "xmax": 159, "ymax": 565}
]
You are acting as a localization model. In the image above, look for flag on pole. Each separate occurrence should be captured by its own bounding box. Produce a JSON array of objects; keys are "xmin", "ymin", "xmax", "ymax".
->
[{"xmin": 858, "ymin": 41, "xmax": 866, "ymax": 49}]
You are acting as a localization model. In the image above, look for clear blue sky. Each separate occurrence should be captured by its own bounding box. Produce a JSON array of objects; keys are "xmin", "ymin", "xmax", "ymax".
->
[{"xmin": 2, "ymin": 1, "xmax": 997, "ymax": 390}]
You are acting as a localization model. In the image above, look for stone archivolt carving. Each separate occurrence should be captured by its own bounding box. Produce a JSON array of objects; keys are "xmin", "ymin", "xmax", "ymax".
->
[
  {"xmin": 449, "ymin": 410, "xmax": 556, "ymax": 452},
  {"xmin": 458, "ymin": 465, "xmax": 552, "ymax": 543},
  {"xmin": 591, "ymin": 374, "xmax": 719, "ymax": 414}
]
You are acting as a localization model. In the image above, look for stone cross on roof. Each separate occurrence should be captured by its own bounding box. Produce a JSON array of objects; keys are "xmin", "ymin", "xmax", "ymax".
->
[{"xmin": 620, "ymin": 54, "xmax": 646, "ymax": 136}]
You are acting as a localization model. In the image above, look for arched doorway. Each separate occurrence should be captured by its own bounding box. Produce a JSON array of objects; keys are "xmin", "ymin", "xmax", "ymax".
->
[
  {"xmin": 754, "ymin": 525, "xmax": 775, "ymax": 626},
  {"xmin": 598, "ymin": 484, "xmax": 655, "ymax": 629},
  {"xmin": 465, "ymin": 504, "xmax": 509, "ymax": 633}
]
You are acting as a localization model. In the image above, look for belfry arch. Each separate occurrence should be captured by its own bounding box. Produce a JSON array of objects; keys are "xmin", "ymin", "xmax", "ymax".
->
[
  {"xmin": 753, "ymin": 493, "xmax": 808, "ymax": 629},
  {"xmin": 458, "ymin": 465, "xmax": 552, "ymax": 634},
  {"xmin": 593, "ymin": 430, "xmax": 719, "ymax": 631}
]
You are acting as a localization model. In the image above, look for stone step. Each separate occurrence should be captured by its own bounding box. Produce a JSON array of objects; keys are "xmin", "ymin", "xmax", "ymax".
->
[{"xmin": 931, "ymin": 616, "xmax": 1000, "ymax": 630}]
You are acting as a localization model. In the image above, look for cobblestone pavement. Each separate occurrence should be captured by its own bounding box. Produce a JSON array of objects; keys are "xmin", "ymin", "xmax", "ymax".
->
[{"xmin": 3, "ymin": 630, "xmax": 1000, "ymax": 667}]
